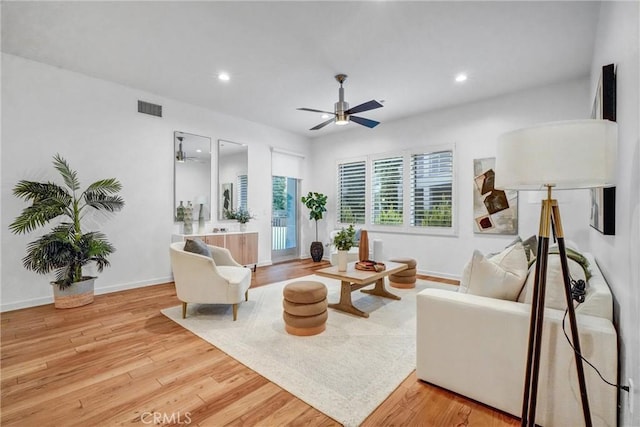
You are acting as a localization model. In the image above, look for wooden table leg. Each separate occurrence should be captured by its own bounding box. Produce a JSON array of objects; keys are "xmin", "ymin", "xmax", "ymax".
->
[
  {"xmin": 361, "ymin": 278, "xmax": 401, "ymax": 300},
  {"xmin": 328, "ymin": 280, "xmax": 370, "ymax": 318}
]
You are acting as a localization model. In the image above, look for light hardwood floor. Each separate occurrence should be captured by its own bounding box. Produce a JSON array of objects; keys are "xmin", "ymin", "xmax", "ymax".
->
[{"xmin": 1, "ymin": 259, "xmax": 519, "ymax": 426}]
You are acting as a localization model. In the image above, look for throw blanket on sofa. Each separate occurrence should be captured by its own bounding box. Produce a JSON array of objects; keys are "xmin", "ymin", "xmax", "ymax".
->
[{"xmin": 542, "ymin": 247, "xmax": 592, "ymax": 280}]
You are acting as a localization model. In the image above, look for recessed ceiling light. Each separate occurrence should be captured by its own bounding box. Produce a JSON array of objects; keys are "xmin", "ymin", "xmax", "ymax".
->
[
  {"xmin": 455, "ymin": 73, "xmax": 468, "ymax": 83},
  {"xmin": 218, "ymin": 72, "xmax": 230, "ymax": 81},
  {"xmin": 196, "ymin": 149, "xmax": 202, "ymax": 153},
  {"xmin": 321, "ymin": 114, "xmax": 330, "ymax": 119}
]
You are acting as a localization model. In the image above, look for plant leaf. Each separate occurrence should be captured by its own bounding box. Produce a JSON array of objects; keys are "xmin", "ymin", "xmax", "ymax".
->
[
  {"xmin": 9, "ymin": 188, "xmax": 71, "ymax": 234},
  {"xmin": 84, "ymin": 194, "xmax": 125, "ymax": 212}
]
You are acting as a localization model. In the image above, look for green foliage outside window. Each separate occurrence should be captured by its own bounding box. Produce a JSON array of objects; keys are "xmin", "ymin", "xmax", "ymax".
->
[
  {"xmin": 377, "ymin": 208, "xmax": 403, "ymax": 225},
  {"xmin": 420, "ymin": 199, "xmax": 452, "ymax": 227},
  {"xmin": 340, "ymin": 206, "xmax": 365, "ymax": 224},
  {"xmin": 272, "ymin": 176, "xmax": 286, "ymax": 211}
]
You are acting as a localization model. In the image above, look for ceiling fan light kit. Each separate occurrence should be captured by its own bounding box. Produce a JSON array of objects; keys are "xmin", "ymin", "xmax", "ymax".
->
[
  {"xmin": 298, "ymin": 74, "xmax": 383, "ymax": 130},
  {"xmin": 176, "ymin": 136, "xmax": 186, "ymax": 162}
]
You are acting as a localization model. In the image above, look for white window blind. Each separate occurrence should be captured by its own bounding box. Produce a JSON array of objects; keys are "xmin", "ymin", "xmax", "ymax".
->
[
  {"xmin": 271, "ymin": 148, "xmax": 304, "ymax": 180},
  {"xmin": 410, "ymin": 150, "xmax": 453, "ymax": 227},
  {"xmin": 371, "ymin": 156, "xmax": 403, "ymax": 225},
  {"xmin": 337, "ymin": 161, "xmax": 366, "ymax": 224}
]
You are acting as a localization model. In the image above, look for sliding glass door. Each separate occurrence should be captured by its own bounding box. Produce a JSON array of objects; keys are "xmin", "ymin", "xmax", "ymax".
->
[{"xmin": 271, "ymin": 176, "xmax": 299, "ymax": 262}]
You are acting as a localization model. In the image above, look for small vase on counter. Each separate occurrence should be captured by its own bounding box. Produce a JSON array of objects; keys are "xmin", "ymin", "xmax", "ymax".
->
[
  {"xmin": 183, "ymin": 201, "xmax": 193, "ymax": 234},
  {"xmin": 176, "ymin": 201, "xmax": 185, "ymax": 222}
]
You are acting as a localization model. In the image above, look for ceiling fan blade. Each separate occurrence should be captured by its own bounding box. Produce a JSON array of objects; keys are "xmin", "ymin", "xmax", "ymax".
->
[
  {"xmin": 310, "ymin": 118, "xmax": 335, "ymax": 130},
  {"xmin": 297, "ymin": 107, "xmax": 336, "ymax": 115},
  {"xmin": 350, "ymin": 115, "xmax": 380, "ymax": 128},
  {"xmin": 345, "ymin": 100, "xmax": 383, "ymax": 115}
]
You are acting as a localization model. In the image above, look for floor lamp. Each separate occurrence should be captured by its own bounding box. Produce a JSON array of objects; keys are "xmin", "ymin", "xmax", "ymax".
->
[{"xmin": 495, "ymin": 119, "xmax": 618, "ymax": 427}]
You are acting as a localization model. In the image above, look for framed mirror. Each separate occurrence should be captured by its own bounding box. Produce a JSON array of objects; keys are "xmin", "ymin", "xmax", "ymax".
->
[
  {"xmin": 174, "ymin": 131, "xmax": 212, "ymax": 223},
  {"xmin": 218, "ymin": 139, "xmax": 248, "ymax": 220}
]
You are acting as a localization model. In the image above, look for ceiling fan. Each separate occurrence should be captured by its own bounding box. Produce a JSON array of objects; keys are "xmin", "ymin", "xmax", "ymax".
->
[
  {"xmin": 297, "ymin": 74, "xmax": 383, "ymax": 130},
  {"xmin": 175, "ymin": 136, "xmax": 204, "ymax": 163}
]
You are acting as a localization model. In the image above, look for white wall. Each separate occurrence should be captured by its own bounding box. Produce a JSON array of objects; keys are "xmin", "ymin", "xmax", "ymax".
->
[
  {"xmin": 1, "ymin": 53, "xmax": 312, "ymax": 311},
  {"xmin": 589, "ymin": 2, "xmax": 640, "ymax": 425},
  {"xmin": 309, "ymin": 78, "xmax": 592, "ymax": 278}
]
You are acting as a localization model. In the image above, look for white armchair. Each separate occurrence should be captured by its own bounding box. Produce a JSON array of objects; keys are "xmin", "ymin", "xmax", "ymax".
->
[{"xmin": 169, "ymin": 241, "xmax": 252, "ymax": 320}]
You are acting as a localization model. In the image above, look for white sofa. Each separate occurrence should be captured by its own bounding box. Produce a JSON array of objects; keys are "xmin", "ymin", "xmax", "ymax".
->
[{"xmin": 416, "ymin": 253, "xmax": 617, "ymax": 426}]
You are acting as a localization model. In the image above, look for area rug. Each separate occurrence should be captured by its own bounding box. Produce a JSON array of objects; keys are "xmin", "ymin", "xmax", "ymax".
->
[{"xmin": 161, "ymin": 275, "xmax": 455, "ymax": 426}]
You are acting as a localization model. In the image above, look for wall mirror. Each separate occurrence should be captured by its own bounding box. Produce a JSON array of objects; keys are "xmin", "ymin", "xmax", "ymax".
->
[
  {"xmin": 218, "ymin": 139, "xmax": 248, "ymax": 220},
  {"xmin": 174, "ymin": 131, "xmax": 212, "ymax": 223}
]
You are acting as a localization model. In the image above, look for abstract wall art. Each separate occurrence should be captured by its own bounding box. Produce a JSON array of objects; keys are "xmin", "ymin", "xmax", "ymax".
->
[{"xmin": 473, "ymin": 157, "xmax": 518, "ymax": 234}]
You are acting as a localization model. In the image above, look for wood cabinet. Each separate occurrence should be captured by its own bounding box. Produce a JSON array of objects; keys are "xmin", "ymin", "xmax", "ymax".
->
[
  {"xmin": 225, "ymin": 232, "xmax": 258, "ymax": 267},
  {"xmin": 172, "ymin": 232, "xmax": 258, "ymax": 269},
  {"xmin": 204, "ymin": 234, "xmax": 225, "ymax": 247}
]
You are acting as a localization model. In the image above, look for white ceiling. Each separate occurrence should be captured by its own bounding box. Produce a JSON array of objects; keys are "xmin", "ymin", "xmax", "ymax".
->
[{"xmin": 1, "ymin": 1, "xmax": 601, "ymax": 138}]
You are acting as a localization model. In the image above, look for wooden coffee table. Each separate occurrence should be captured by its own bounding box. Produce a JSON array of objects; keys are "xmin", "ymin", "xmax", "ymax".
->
[{"xmin": 315, "ymin": 261, "xmax": 407, "ymax": 318}]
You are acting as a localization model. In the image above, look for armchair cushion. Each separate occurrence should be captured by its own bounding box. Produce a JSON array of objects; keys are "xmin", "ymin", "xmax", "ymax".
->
[
  {"xmin": 184, "ymin": 238, "xmax": 211, "ymax": 257},
  {"xmin": 217, "ymin": 266, "xmax": 252, "ymax": 286}
]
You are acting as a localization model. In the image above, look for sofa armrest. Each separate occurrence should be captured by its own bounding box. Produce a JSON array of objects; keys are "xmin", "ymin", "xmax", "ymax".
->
[{"xmin": 417, "ymin": 289, "xmax": 617, "ymax": 427}]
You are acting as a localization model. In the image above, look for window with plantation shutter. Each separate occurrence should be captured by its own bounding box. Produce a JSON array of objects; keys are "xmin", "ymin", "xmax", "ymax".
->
[
  {"xmin": 371, "ymin": 156, "xmax": 403, "ymax": 225},
  {"xmin": 337, "ymin": 161, "xmax": 366, "ymax": 224},
  {"xmin": 336, "ymin": 145, "xmax": 455, "ymax": 234},
  {"xmin": 410, "ymin": 150, "xmax": 453, "ymax": 227}
]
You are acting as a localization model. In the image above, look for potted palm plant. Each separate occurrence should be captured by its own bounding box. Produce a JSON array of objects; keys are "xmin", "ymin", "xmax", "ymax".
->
[
  {"xmin": 301, "ymin": 192, "xmax": 327, "ymax": 262},
  {"xmin": 9, "ymin": 154, "xmax": 124, "ymax": 308}
]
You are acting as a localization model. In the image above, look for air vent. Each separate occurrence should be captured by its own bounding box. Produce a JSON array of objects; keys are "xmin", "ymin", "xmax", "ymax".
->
[{"xmin": 138, "ymin": 100, "xmax": 162, "ymax": 117}]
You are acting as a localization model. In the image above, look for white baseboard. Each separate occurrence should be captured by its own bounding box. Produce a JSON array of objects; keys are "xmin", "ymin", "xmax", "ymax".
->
[
  {"xmin": 1, "ymin": 295, "xmax": 55, "ymax": 312},
  {"xmin": 417, "ymin": 269, "xmax": 461, "ymax": 282},
  {"xmin": 1, "ymin": 276, "xmax": 174, "ymax": 313},
  {"xmin": 94, "ymin": 276, "xmax": 173, "ymax": 295}
]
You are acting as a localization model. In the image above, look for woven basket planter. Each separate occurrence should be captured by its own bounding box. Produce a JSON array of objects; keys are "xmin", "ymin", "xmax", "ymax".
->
[{"xmin": 51, "ymin": 277, "xmax": 95, "ymax": 309}]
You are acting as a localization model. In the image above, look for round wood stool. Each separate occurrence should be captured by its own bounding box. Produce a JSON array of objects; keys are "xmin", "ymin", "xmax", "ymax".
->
[
  {"xmin": 282, "ymin": 281, "xmax": 328, "ymax": 336},
  {"xmin": 389, "ymin": 258, "xmax": 417, "ymax": 288}
]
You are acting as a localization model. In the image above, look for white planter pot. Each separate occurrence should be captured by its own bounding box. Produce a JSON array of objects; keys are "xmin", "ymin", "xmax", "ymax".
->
[
  {"xmin": 337, "ymin": 250, "xmax": 348, "ymax": 272},
  {"xmin": 51, "ymin": 277, "xmax": 95, "ymax": 309}
]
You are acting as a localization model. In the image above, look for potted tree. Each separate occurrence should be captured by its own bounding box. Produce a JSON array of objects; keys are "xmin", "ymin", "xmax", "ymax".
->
[
  {"xmin": 301, "ymin": 192, "xmax": 327, "ymax": 262},
  {"xmin": 332, "ymin": 224, "xmax": 356, "ymax": 271},
  {"xmin": 9, "ymin": 154, "xmax": 124, "ymax": 309}
]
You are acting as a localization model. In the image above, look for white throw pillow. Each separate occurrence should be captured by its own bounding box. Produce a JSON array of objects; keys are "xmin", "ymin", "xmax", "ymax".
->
[
  {"xmin": 519, "ymin": 255, "xmax": 587, "ymax": 310},
  {"xmin": 458, "ymin": 243, "xmax": 528, "ymax": 301}
]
